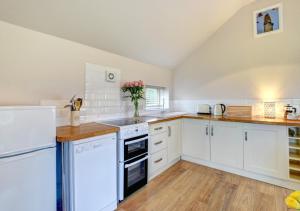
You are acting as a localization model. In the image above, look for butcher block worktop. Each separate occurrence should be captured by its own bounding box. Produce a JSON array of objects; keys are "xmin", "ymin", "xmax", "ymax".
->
[
  {"xmin": 56, "ymin": 122, "xmax": 119, "ymax": 142},
  {"xmin": 56, "ymin": 114, "xmax": 300, "ymax": 142}
]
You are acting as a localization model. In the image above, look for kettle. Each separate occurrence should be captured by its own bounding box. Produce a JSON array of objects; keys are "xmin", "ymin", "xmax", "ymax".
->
[{"xmin": 213, "ymin": 104, "xmax": 226, "ymax": 116}]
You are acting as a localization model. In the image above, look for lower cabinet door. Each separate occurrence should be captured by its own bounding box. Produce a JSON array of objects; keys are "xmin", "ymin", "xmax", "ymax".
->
[
  {"xmin": 244, "ymin": 124, "xmax": 288, "ymax": 179},
  {"xmin": 211, "ymin": 121, "xmax": 243, "ymax": 169},
  {"xmin": 182, "ymin": 119, "xmax": 210, "ymax": 160},
  {"xmin": 167, "ymin": 120, "xmax": 181, "ymax": 163}
]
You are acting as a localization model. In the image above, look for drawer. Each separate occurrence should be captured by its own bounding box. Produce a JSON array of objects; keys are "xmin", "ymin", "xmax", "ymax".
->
[
  {"xmin": 150, "ymin": 123, "xmax": 167, "ymax": 135},
  {"xmin": 150, "ymin": 133, "xmax": 167, "ymax": 154},
  {"xmin": 149, "ymin": 149, "xmax": 167, "ymax": 174}
]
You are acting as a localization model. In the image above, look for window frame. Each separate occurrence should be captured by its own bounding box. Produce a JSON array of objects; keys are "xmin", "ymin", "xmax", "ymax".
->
[{"xmin": 144, "ymin": 85, "xmax": 169, "ymax": 111}]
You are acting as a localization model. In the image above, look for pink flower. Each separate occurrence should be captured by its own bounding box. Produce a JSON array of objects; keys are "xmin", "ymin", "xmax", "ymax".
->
[{"xmin": 139, "ymin": 80, "xmax": 144, "ymax": 87}]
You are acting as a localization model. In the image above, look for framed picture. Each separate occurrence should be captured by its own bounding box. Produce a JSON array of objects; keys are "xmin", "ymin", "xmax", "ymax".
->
[{"xmin": 253, "ymin": 3, "xmax": 283, "ymax": 38}]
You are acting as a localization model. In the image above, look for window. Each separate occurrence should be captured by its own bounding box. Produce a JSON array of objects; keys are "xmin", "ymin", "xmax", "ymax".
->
[{"xmin": 145, "ymin": 85, "xmax": 169, "ymax": 110}]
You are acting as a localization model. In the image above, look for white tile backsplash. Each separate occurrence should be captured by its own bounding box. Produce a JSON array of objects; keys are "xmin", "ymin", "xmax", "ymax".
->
[
  {"xmin": 42, "ymin": 63, "xmax": 300, "ymax": 126},
  {"xmin": 173, "ymin": 99, "xmax": 300, "ymax": 118},
  {"xmin": 82, "ymin": 63, "xmax": 122, "ymax": 121},
  {"xmin": 82, "ymin": 63, "xmax": 148, "ymax": 123}
]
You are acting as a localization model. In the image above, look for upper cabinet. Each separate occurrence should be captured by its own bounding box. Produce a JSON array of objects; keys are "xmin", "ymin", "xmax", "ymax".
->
[
  {"xmin": 243, "ymin": 124, "xmax": 288, "ymax": 179},
  {"xmin": 166, "ymin": 120, "xmax": 182, "ymax": 163},
  {"xmin": 182, "ymin": 119, "xmax": 210, "ymax": 161},
  {"xmin": 210, "ymin": 121, "xmax": 244, "ymax": 169}
]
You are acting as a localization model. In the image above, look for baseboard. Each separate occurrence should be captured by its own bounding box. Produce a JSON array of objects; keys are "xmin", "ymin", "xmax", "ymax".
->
[{"xmin": 181, "ymin": 155, "xmax": 300, "ymax": 190}]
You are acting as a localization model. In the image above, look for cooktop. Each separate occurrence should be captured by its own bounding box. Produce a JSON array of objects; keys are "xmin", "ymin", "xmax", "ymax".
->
[{"xmin": 100, "ymin": 117, "xmax": 146, "ymax": 127}]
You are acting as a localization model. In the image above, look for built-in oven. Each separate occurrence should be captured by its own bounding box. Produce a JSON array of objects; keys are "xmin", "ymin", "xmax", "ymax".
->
[
  {"xmin": 118, "ymin": 134, "xmax": 149, "ymax": 201},
  {"xmin": 123, "ymin": 153, "xmax": 148, "ymax": 198},
  {"xmin": 123, "ymin": 134, "xmax": 148, "ymax": 161}
]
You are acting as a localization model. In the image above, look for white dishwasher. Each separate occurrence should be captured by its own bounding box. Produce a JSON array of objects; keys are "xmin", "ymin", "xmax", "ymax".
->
[{"xmin": 63, "ymin": 133, "xmax": 117, "ymax": 211}]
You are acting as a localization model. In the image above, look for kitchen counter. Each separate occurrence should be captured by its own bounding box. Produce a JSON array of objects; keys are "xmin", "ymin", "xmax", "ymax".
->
[
  {"xmin": 145, "ymin": 113, "xmax": 300, "ymax": 126},
  {"xmin": 56, "ymin": 114, "xmax": 300, "ymax": 141},
  {"xmin": 56, "ymin": 123, "xmax": 119, "ymax": 142}
]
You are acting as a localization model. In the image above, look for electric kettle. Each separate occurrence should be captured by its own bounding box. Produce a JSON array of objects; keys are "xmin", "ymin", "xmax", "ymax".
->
[{"xmin": 213, "ymin": 104, "xmax": 226, "ymax": 116}]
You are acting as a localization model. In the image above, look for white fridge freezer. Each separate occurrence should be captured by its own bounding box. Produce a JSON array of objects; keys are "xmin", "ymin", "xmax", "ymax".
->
[{"xmin": 0, "ymin": 106, "xmax": 56, "ymax": 211}]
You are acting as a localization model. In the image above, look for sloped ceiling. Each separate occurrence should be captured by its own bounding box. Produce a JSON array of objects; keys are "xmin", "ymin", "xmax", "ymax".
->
[{"xmin": 0, "ymin": 0, "xmax": 253, "ymax": 68}]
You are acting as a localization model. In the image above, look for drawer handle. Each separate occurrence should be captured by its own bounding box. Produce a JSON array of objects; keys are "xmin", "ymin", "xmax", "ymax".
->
[
  {"xmin": 154, "ymin": 141, "xmax": 163, "ymax": 145},
  {"xmin": 154, "ymin": 158, "xmax": 163, "ymax": 163},
  {"xmin": 154, "ymin": 127, "xmax": 163, "ymax": 131}
]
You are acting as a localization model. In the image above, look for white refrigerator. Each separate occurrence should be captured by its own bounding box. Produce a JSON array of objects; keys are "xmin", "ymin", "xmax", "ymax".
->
[{"xmin": 0, "ymin": 106, "xmax": 56, "ymax": 211}]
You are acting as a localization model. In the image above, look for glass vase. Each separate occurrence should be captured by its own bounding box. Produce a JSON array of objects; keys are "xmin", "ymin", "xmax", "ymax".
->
[{"xmin": 133, "ymin": 100, "xmax": 139, "ymax": 118}]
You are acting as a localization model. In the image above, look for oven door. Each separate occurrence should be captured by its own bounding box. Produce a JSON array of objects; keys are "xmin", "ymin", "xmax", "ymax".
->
[
  {"xmin": 124, "ymin": 154, "xmax": 148, "ymax": 198},
  {"xmin": 124, "ymin": 134, "xmax": 148, "ymax": 161}
]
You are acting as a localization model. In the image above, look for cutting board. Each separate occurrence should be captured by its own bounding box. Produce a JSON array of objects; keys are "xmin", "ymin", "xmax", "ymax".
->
[{"xmin": 225, "ymin": 106, "xmax": 252, "ymax": 117}]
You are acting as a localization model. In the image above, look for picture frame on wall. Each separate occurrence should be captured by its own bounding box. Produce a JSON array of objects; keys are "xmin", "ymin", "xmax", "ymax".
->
[{"xmin": 253, "ymin": 3, "xmax": 283, "ymax": 38}]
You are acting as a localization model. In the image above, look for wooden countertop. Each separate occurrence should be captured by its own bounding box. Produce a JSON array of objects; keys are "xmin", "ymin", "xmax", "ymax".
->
[
  {"xmin": 147, "ymin": 114, "xmax": 300, "ymax": 126},
  {"xmin": 56, "ymin": 114, "xmax": 300, "ymax": 142},
  {"xmin": 56, "ymin": 122, "xmax": 119, "ymax": 142}
]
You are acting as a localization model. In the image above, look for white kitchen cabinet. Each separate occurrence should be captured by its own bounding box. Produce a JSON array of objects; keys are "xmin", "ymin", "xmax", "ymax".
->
[
  {"xmin": 166, "ymin": 119, "xmax": 182, "ymax": 163},
  {"xmin": 210, "ymin": 121, "xmax": 243, "ymax": 169},
  {"xmin": 182, "ymin": 119, "xmax": 210, "ymax": 161},
  {"xmin": 244, "ymin": 124, "xmax": 288, "ymax": 179}
]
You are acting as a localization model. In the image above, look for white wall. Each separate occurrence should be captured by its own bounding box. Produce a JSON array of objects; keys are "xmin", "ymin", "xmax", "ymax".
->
[
  {"xmin": 0, "ymin": 20, "xmax": 172, "ymax": 105},
  {"xmin": 173, "ymin": 0, "xmax": 300, "ymax": 102}
]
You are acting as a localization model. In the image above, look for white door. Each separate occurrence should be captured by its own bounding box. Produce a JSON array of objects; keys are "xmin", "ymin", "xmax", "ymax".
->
[
  {"xmin": 72, "ymin": 135, "xmax": 117, "ymax": 211},
  {"xmin": 244, "ymin": 124, "xmax": 288, "ymax": 179},
  {"xmin": 182, "ymin": 119, "xmax": 210, "ymax": 160},
  {"xmin": 167, "ymin": 120, "xmax": 181, "ymax": 163},
  {"xmin": 211, "ymin": 121, "xmax": 243, "ymax": 169},
  {"xmin": 0, "ymin": 148, "xmax": 56, "ymax": 211}
]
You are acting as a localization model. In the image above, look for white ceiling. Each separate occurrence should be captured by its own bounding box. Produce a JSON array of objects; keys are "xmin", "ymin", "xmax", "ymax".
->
[{"xmin": 0, "ymin": 0, "xmax": 253, "ymax": 68}]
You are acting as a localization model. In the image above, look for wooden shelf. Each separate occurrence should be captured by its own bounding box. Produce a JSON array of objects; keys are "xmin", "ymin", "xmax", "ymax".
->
[
  {"xmin": 289, "ymin": 143, "xmax": 300, "ymax": 150},
  {"xmin": 289, "ymin": 153, "xmax": 300, "ymax": 161},
  {"xmin": 290, "ymin": 173, "xmax": 300, "ymax": 181},
  {"xmin": 289, "ymin": 163, "xmax": 300, "ymax": 171}
]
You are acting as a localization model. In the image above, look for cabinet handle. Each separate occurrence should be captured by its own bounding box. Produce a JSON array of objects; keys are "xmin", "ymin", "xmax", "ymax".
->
[
  {"xmin": 154, "ymin": 141, "xmax": 163, "ymax": 145},
  {"xmin": 211, "ymin": 126, "xmax": 214, "ymax": 136},
  {"xmin": 154, "ymin": 158, "xmax": 163, "ymax": 163},
  {"xmin": 245, "ymin": 131, "xmax": 248, "ymax": 141},
  {"xmin": 168, "ymin": 126, "xmax": 171, "ymax": 137},
  {"xmin": 205, "ymin": 126, "xmax": 209, "ymax": 136},
  {"xmin": 154, "ymin": 127, "xmax": 163, "ymax": 131}
]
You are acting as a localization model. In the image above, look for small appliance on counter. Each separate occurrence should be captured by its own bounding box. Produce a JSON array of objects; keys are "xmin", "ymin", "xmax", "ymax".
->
[
  {"xmin": 197, "ymin": 104, "xmax": 211, "ymax": 115},
  {"xmin": 284, "ymin": 104, "xmax": 298, "ymax": 120},
  {"xmin": 213, "ymin": 104, "xmax": 226, "ymax": 116}
]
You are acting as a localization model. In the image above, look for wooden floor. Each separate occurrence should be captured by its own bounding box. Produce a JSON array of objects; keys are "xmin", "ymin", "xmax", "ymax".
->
[{"xmin": 118, "ymin": 161, "xmax": 293, "ymax": 211}]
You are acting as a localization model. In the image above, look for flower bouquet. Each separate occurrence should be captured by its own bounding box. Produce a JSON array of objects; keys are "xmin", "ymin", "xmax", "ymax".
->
[{"xmin": 121, "ymin": 80, "xmax": 145, "ymax": 117}]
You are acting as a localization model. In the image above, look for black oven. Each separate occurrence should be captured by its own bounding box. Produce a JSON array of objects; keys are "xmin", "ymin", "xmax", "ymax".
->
[
  {"xmin": 123, "ymin": 154, "xmax": 148, "ymax": 198},
  {"xmin": 124, "ymin": 134, "xmax": 148, "ymax": 161}
]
